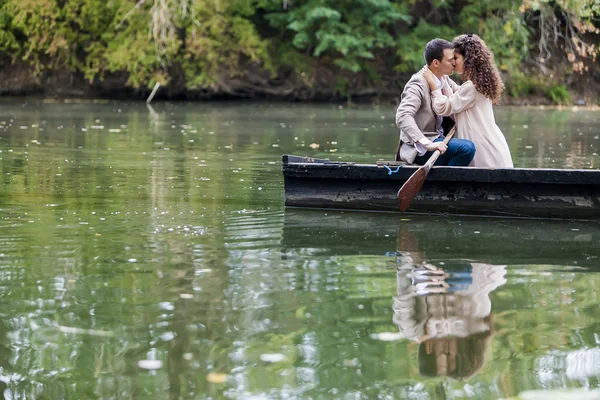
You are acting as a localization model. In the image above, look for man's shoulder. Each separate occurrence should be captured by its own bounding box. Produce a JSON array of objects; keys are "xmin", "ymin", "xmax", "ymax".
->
[
  {"xmin": 403, "ymin": 73, "xmax": 428, "ymax": 92},
  {"xmin": 407, "ymin": 72, "xmax": 427, "ymax": 83}
]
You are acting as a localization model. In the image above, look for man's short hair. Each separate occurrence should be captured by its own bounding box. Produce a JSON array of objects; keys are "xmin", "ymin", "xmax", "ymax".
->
[{"xmin": 424, "ymin": 39, "xmax": 454, "ymax": 66}]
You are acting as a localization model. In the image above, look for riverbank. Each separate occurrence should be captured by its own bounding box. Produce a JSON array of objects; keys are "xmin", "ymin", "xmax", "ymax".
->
[{"xmin": 1, "ymin": 63, "xmax": 598, "ymax": 107}]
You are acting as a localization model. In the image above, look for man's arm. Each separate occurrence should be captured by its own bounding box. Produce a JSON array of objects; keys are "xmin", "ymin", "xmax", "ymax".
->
[
  {"xmin": 396, "ymin": 80, "xmax": 427, "ymax": 144},
  {"xmin": 396, "ymin": 79, "xmax": 447, "ymax": 154}
]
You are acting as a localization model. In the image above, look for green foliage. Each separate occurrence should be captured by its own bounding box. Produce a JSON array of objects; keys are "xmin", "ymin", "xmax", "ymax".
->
[
  {"xmin": 0, "ymin": 0, "xmax": 276, "ymax": 89},
  {"xmin": 545, "ymin": 84, "xmax": 572, "ymax": 105},
  {"xmin": 395, "ymin": 20, "xmax": 458, "ymax": 72},
  {"xmin": 473, "ymin": 13, "xmax": 531, "ymax": 74},
  {"xmin": 0, "ymin": 8, "xmax": 19, "ymax": 52},
  {"xmin": 505, "ymin": 75, "xmax": 572, "ymax": 104},
  {"xmin": 266, "ymin": 0, "xmax": 410, "ymax": 73},
  {"xmin": 0, "ymin": 0, "xmax": 597, "ymax": 96},
  {"xmin": 181, "ymin": 0, "xmax": 273, "ymax": 88},
  {"xmin": 395, "ymin": 1, "xmax": 530, "ymax": 75},
  {"xmin": 507, "ymin": 75, "xmax": 536, "ymax": 98}
]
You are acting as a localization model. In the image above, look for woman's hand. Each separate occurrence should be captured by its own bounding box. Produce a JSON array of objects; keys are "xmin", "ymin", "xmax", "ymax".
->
[{"xmin": 422, "ymin": 68, "xmax": 438, "ymax": 91}]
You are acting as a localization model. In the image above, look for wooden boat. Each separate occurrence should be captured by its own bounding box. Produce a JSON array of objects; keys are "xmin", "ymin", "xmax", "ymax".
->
[{"xmin": 282, "ymin": 155, "xmax": 600, "ymax": 219}]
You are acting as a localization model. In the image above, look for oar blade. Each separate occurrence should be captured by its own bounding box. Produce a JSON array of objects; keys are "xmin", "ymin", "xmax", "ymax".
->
[
  {"xmin": 397, "ymin": 165, "xmax": 429, "ymax": 212},
  {"xmin": 396, "ymin": 128, "xmax": 453, "ymax": 213}
]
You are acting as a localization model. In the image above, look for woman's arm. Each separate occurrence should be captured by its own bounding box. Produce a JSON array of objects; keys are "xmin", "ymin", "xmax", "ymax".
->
[
  {"xmin": 422, "ymin": 69, "xmax": 438, "ymax": 92},
  {"xmin": 445, "ymin": 76, "xmax": 461, "ymax": 92},
  {"xmin": 431, "ymin": 80, "xmax": 478, "ymax": 116}
]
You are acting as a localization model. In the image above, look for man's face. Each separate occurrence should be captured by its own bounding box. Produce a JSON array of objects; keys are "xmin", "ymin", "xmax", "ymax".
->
[{"xmin": 439, "ymin": 48, "xmax": 456, "ymax": 75}]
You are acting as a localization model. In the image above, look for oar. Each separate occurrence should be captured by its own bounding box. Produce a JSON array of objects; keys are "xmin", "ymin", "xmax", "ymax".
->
[{"xmin": 397, "ymin": 126, "xmax": 456, "ymax": 212}]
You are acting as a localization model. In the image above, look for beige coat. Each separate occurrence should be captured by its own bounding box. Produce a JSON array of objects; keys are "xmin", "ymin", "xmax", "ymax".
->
[{"xmin": 395, "ymin": 72, "xmax": 460, "ymax": 163}]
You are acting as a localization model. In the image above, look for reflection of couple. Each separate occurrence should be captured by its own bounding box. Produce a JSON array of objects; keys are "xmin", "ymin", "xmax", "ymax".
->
[
  {"xmin": 393, "ymin": 229, "xmax": 507, "ymax": 379},
  {"xmin": 395, "ymin": 34, "xmax": 513, "ymax": 169}
]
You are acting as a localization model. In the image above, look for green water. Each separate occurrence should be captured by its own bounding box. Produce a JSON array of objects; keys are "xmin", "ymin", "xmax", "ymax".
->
[{"xmin": 0, "ymin": 100, "xmax": 599, "ymax": 399}]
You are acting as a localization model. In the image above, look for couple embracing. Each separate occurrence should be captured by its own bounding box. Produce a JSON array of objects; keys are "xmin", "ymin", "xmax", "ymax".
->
[{"xmin": 395, "ymin": 35, "xmax": 513, "ymax": 169}]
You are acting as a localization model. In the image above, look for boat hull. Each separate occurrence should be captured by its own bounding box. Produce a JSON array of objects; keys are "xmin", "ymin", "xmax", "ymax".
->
[{"xmin": 282, "ymin": 155, "xmax": 600, "ymax": 219}]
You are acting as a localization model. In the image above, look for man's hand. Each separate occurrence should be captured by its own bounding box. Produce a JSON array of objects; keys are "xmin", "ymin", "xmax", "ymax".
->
[{"xmin": 424, "ymin": 141, "xmax": 447, "ymax": 154}]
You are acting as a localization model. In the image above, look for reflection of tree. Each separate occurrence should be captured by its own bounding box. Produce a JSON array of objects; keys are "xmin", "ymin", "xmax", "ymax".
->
[
  {"xmin": 0, "ymin": 101, "xmax": 246, "ymax": 398},
  {"xmin": 393, "ymin": 229, "xmax": 507, "ymax": 380}
]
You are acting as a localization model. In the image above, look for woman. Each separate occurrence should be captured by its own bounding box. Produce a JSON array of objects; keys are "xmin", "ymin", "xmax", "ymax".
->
[{"xmin": 423, "ymin": 34, "xmax": 513, "ymax": 168}]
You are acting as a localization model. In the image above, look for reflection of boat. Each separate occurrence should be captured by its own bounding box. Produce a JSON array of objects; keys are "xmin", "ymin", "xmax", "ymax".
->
[
  {"xmin": 282, "ymin": 155, "xmax": 600, "ymax": 219},
  {"xmin": 282, "ymin": 209, "xmax": 600, "ymax": 268}
]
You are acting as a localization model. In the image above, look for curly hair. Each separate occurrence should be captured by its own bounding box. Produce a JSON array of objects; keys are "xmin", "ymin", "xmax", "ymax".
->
[{"xmin": 453, "ymin": 34, "xmax": 504, "ymax": 104}]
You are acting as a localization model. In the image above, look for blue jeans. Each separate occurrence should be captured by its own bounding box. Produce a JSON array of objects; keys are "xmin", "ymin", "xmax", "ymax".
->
[{"xmin": 414, "ymin": 137, "xmax": 475, "ymax": 166}]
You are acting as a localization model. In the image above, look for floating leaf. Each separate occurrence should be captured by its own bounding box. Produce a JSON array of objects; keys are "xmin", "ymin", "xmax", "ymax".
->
[
  {"xmin": 138, "ymin": 360, "xmax": 163, "ymax": 370},
  {"xmin": 260, "ymin": 353, "xmax": 286, "ymax": 363},
  {"xmin": 206, "ymin": 372, "xmax": 228, "ymax": 383}
]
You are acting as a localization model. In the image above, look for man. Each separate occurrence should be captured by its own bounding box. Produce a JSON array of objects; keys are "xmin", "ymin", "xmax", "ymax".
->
[{"xmin": 395, "ymin": 39, "xmax": 475, "ymax": 165}]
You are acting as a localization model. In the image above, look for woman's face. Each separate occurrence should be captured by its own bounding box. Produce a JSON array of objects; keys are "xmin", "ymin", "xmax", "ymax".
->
[{"xmin": 454, "ymin": 51, "xmax": 465, "ymax": 75}]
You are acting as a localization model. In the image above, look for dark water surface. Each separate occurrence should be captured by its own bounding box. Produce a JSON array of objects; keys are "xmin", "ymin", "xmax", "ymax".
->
[{"xmin": 0, "ymin": 100, "xmax": 599, "ymax": 399}]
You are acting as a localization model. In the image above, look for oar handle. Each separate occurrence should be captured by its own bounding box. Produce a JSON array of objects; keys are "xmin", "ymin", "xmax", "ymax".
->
[{"xmin": 424, "ymin": 126, "xmax": 456, "ymax": 167}]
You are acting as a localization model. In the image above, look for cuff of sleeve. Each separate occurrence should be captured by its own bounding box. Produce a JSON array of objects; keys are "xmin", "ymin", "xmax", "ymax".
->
[
  {"xmin": 415, "ymin": 138, "xmax": 432, "ymax": 156},
  {"xmin": 431, "ymin": 88, "xmax": 443, "ymax": 96}
]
